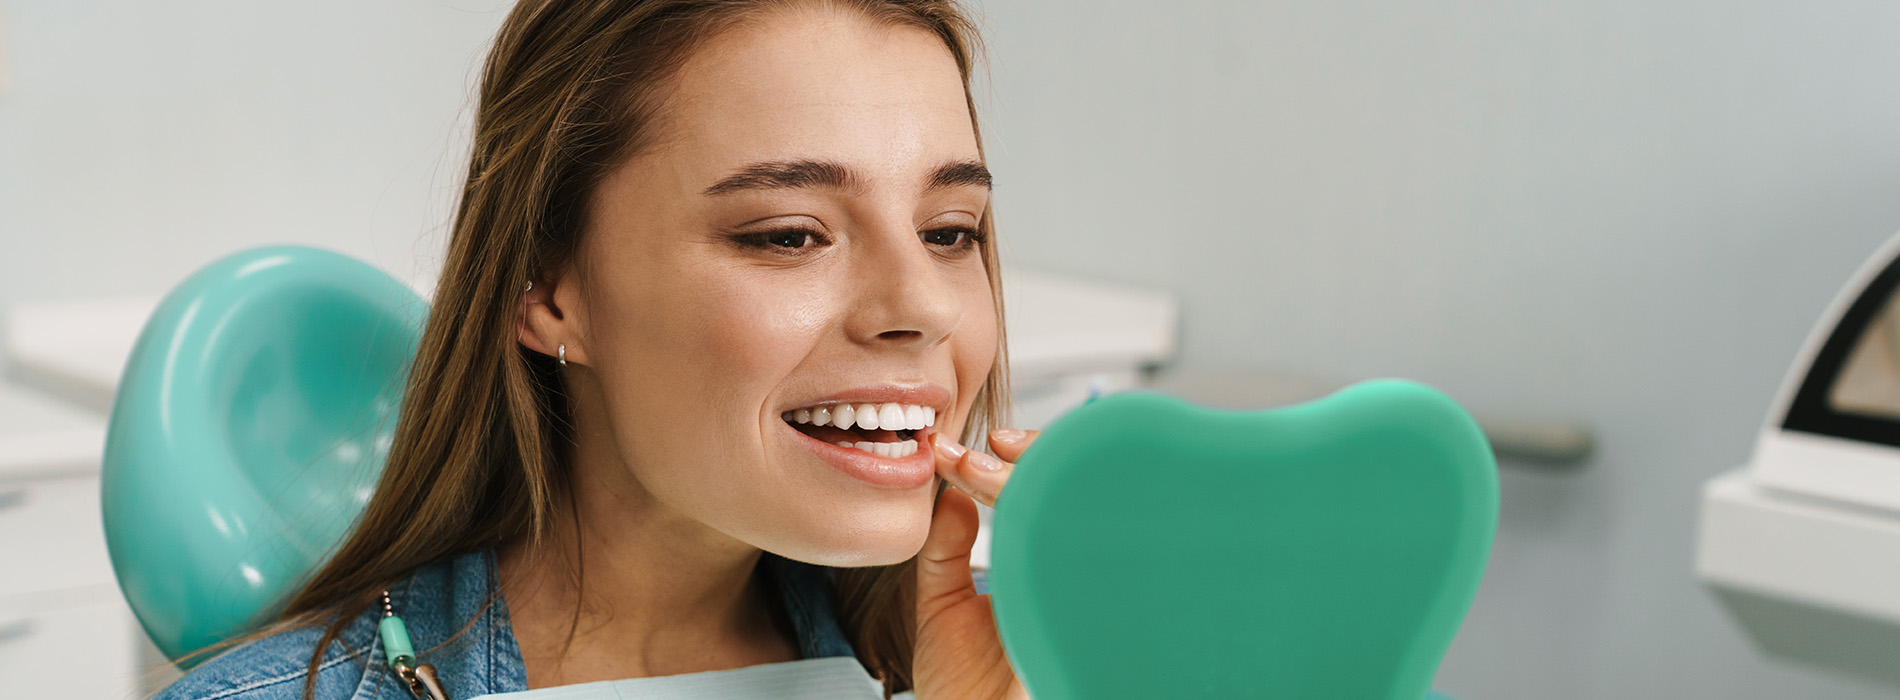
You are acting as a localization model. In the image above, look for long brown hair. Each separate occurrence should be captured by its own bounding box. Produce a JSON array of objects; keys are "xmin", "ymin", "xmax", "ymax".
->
[{"xmin": 274, "ymin": 0, "xmax": 1003, "ymax": 697}]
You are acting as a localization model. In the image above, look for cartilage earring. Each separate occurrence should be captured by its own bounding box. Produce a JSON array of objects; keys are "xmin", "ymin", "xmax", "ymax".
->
[{"xmin": 558, "ymin": 344, "xmax": 567, "ymax": 367}]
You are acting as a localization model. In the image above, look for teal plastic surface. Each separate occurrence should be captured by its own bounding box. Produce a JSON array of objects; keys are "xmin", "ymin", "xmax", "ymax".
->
[
  {"xmin": 380, "ymin": 615, "xmax": 416, "ymax": 662},
  {"xmin": 989, "ymin": 381, "xmax": 1498, "ymax": 700},
  {"xmin": 102, "ymin": 246, "xmax": 427, "ymax": 662}
]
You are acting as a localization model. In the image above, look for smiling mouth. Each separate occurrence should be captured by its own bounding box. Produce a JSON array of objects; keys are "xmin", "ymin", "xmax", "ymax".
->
[{"xmin": 782, "ymin": 402, "xmax": 937, "ymax": 458}]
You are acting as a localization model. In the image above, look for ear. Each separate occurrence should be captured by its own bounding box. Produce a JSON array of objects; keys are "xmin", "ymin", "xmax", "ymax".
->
[{"xmin": 517, "ymin": 273, "xmax": 590, "ymax": 367}]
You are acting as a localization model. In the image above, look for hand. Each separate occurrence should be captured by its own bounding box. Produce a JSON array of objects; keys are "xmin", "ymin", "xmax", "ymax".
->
[{"xmin": 911, "ymin": 429, "xmax": 1040, "ymax": 700}]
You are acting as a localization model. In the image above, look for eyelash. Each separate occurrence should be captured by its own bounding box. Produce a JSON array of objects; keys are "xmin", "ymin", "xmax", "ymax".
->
[
  {"xmin": 921, "ymin": 226, "xmax": 986, "ymax": 252},
  {"xmin": 734, "ymin": 226, "xmax": 986, "ymax": 255},
  {"xmin": 736, "ymin": 228, "xmax": 830, "ymax": 252}
]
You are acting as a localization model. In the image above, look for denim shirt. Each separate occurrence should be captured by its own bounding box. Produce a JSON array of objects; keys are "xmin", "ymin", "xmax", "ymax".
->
[{"xmin": 155, "ymin": 551, "xmax": 859, "ymax": 700}]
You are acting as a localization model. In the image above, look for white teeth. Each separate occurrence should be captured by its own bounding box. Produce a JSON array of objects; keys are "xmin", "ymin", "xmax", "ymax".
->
[
  {"xmin": 878, "ymin": 404, "xmax": 905, "ymax": 431},
  {"xmin": 786, "ymin": 402, "xmax": 936, "ymax": 430},
  {"xmin": 834, "ymin": 439, "xmax": 918, "ymax": 458}
]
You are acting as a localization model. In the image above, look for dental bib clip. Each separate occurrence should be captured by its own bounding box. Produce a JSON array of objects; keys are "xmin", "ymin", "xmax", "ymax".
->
[{"xmin": 381, "ymin": 591, "xmax": 451, "ymax": 700}]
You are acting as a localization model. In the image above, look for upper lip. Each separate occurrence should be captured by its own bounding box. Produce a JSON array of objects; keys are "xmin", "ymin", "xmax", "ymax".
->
[{"xmin": 783, "ymin": 383, "xmax": 953, "ymax": 414}]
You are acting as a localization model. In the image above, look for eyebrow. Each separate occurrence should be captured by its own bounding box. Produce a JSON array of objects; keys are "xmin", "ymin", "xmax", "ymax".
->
[
  {"xmin": 701, "ymin": 159, "xmax": 992, "ymax": 196},
  {"xmin": 927, "ymin": 160, "xmax": 994, "ymax": 191}
]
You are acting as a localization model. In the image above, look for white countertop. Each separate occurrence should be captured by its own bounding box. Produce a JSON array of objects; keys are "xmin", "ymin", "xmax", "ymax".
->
[
  {"xmin": 4, "ymin": 297, "xmax": 158, "ymax": 414},
  {"xmin": 1000, "ymin": 267, "xmax": 1177, "ymax": 381},
  {"xmin": 1698, "ymin": 469, "xmax": 1900, "ymax": 624},
  {"xmin": 3, "ymin": 265, "xmax": 1178, "ymax": 414},
  {"xmin": 0, "ymin": 382, "xmax": 105, "ymax": 483}
]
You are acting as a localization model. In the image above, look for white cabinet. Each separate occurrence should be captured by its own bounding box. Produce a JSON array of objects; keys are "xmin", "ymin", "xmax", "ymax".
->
[
  {"xmin": 0, "ymin": 478, "xmax": 119, "ymax": 599},
  {"xmin": 0, "ymin": 586, "xmax": 145, "ymax": 699},
  {"xmin": 0, "ymin": 383, "xmax": 150, "ymax": 699},
  {"xmin": 1001, "ymin": 267, "xmax": 1177, "ymax": 432}
]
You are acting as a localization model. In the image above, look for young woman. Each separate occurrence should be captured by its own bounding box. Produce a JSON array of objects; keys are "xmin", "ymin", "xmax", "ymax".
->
[{"xmin": 155, "ymin": 1, "xmax": 1033, "ymax": 698}]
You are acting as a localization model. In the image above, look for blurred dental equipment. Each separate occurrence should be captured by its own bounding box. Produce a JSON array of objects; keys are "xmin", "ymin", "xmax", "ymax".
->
[{"xmin": 1697, "ymin": 230, "xmax": 1900, "ymax": 689}]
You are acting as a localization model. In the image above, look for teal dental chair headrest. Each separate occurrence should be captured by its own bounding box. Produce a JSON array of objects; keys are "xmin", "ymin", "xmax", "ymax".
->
[{"xmin": 102, "ymin": 246, "xmax": 427, "ymax": 662}]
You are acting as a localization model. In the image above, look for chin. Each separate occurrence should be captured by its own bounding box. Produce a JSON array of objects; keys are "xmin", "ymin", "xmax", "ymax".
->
[{"xmin": 759, "ymin": 499, "xmax": 935, "ymax": 568}]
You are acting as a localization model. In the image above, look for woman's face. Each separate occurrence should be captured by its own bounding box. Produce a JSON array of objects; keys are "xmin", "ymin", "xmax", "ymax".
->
[{"xmin": 565, "ymin": 7, "xmax": 995, "ymax": 566}]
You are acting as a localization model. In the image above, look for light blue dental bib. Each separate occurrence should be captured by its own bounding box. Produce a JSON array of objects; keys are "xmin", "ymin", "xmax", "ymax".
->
[{"xmin": 468, "ymin": 658, "xmax": 913, "ymax": 700}]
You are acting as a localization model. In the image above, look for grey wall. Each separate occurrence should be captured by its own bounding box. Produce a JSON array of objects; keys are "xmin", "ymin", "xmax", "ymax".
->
[
  {"xmin": 0, "ymin": 0, "xmax": 508, "ymax": 303},
  {"xmin": 969, "ymin": 1, "xmax": 1900, "ymax": 699},
  {"xmin": 5, "ymin": 1, "xmax": 1900, "ymax": 698}
]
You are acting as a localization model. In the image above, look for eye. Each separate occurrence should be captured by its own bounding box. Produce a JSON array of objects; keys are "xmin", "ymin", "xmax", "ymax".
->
[
  {"xmin": 735, "ymin": 228, "xmax": 828, "ymax": 253},
  {"xmin": 764, "ymin": 229, "xmax": 815, "ymax": 248},
  {"xmin": 921, "ymin": 226, "xmax": 983, "ymax": 251}
]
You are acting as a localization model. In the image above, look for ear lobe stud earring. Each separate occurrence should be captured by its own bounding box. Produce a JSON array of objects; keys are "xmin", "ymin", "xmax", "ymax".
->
[{"xmin": 524, "ymin": 280, "xmax": 534, "ymax": 292}]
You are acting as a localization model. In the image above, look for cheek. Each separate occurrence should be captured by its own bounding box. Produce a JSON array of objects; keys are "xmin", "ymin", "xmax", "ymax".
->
[
  {"xmin": 952, "ymin": 276, "xmax": 1001, "ymax": 426},
  {"xmin": 624, "ymin": 271, "xmax": 830, "ymax": 430},
  {"xmin": 704, "ymin": 284, "xmax": 831, "ymax": 379},
  {"xmin": 589, "ymin": 258, "xmax": 831, "ymax": 475}
]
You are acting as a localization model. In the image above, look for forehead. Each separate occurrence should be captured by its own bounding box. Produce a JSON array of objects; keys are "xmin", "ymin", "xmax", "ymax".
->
[{"xmin": 649, "ymin": 7, "xmax": 979, "ymax": 184}]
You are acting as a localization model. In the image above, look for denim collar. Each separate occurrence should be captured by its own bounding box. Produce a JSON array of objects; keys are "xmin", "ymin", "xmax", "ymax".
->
[
  {"xmin": 385, "ymin": 550, "xmax": 861, "ymax": 697},
  {"xmin": 158, "ymin": 549, "xmax": 858, "ymax": 700}
]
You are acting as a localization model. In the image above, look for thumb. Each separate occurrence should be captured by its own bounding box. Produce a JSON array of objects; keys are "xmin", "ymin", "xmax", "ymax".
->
[{"xmin": 915, "ymin": 486, "xmax": 982, "ymax": 626}]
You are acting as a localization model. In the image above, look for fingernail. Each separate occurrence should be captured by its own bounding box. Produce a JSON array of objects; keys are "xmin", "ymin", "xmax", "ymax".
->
[
  {"xmin": 934, "ymin": 434, "xmax": 967, "ymax": 460},
  {"xmin": 991, "ymin": 428, "xmax": 1027, "ymax": 444},
  {"xmin": 968, "ymin": 451, "xmax": 1006, "ymax": 472}
]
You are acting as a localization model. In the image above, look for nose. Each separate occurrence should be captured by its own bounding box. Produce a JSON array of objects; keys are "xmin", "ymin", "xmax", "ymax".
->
[{"xmin": 842, "ymin": 221, "xmax": 965, "ymax": 350}]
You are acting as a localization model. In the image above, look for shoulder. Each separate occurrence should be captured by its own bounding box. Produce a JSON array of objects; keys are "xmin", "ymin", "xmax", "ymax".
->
[
  {"xmin": 152, "ymin": 616, "xmax": 385, "ymax": 700},
  {"xmin": 153, "ymin": 551, "xmax": 515, "ymax": 700}
]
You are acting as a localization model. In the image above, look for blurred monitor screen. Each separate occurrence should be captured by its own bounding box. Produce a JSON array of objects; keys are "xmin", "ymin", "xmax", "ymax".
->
[{"xmin": 1785, "ymin": 255, "xmax": 1900, "ymax": 449}]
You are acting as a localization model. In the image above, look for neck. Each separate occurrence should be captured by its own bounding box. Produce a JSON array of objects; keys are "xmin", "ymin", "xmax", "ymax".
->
[{"xmin": 497, "ymin": 409, "xmax": 798, "ymax": 687}]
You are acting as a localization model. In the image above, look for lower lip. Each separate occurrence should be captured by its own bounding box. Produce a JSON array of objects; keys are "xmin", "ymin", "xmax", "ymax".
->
[{"xmin": 786, "ymin": 422, "xmax": 937, "ymax": 489}]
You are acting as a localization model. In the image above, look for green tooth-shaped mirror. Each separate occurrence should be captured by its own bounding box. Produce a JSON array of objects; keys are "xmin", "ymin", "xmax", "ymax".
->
[{"xmin": 988, "ymin": 380, "xmax": 1497, "ymax": 700}]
